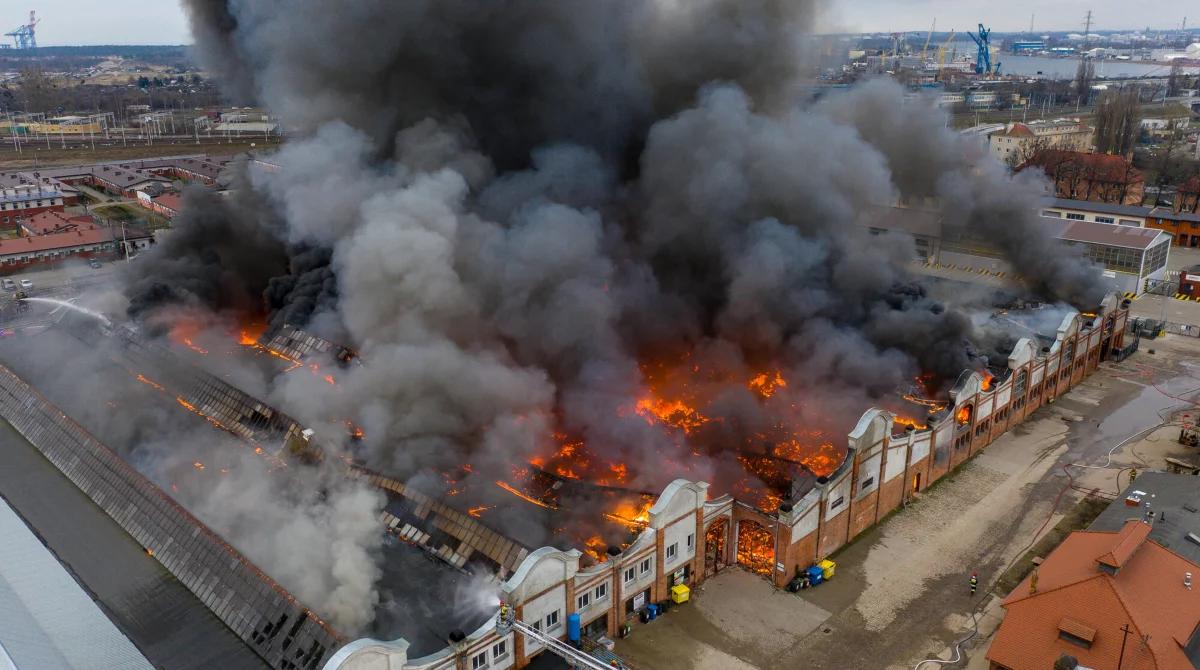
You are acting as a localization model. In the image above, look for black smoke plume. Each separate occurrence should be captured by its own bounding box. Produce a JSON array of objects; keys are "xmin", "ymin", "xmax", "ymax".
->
[{"xmin": 114, "ymin": 0, "xmax": 1113, "ymax": 628}]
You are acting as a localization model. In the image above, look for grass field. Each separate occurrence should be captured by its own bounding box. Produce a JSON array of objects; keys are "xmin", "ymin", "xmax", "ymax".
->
[{"xmin": 91, "ymin": 202, "xmax": 170, "ymax": 230}]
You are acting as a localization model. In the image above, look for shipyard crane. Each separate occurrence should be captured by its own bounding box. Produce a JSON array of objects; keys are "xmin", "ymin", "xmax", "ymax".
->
[
  {"xmin": 968, "ymin": 23, "xmax": 1000, "ymax": 75},
  {"xmin": 495, "ymin": 604, "xmax": 635, "ymax": 670},
  {"xmin": 934, "ymin": 30, "xmax": 956, "ymax": 81},
  {"xmin": 4, "ymin": 11, "xmax": 38, "ymax": 50},
  {"xmin": 921, "ymin": 19, "xmax": 936, "ymax": 60}
]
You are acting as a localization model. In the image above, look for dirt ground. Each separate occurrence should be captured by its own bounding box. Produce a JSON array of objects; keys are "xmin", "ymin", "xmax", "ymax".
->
[{"xmin": 614, "ymin": 334, "xmax": 1200, "ymax": 670}]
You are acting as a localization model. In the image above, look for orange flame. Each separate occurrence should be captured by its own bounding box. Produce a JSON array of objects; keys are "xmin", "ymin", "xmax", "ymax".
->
[
  {"xmin": 604, "ymin": 499, "xmax": 652, "ymax": 530},
  {"xmin": 238, "ymin": 318, "xmax": 267, "ymax": 346},
  {"xmin": 956, "ymin": 405, "xmax": 972, "ymax": 425},
  {"xmin": 893, "ymin": 415, "xmax": 927, "ymax": 431},
  {"xmin": 583, "ymin": 535, "xmax": 609, "ymax": 563},
  {"xmin": 192, "ymin": 461, "xmax": 204, "ymax": 471},
  {"xmin": 495, "ymin": 480, "xmax": 557, "ymax": 510},
  {"xmin": 467, "ymin": 505, "xmax": 492, "ymax": 518},
  {"xmin": 748, "ymin": 370, "xmax": 787, "ymax": 398},
  {"xmin": 736, "ymin": 521, "xmax": 775, "ymax": 576},
  {"xmin": 635, "ymin": 396, "xmax": 708, "ymax": 433},
  {"xmin": 980, "ymin": 373, "xmax": 994, "ymax": 391},
  {"xmin": 323, "ymin": 374, "xmax": 336, "ymax": 386},
  {"xmin": 135, "ymin": 373, "xmax": 165, "ymax": 391}
]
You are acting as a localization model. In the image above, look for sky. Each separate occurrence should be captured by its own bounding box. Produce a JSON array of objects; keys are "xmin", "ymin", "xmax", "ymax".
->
[{"xmin": 14, "ymin": 0, "xmax": 1193, "ymax": 47}]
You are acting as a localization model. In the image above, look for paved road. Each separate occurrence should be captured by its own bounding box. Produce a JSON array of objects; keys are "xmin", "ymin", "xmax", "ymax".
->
[{"xmin": 1129, "ymin": 293, "xmax": 1200, "ymax": 327}]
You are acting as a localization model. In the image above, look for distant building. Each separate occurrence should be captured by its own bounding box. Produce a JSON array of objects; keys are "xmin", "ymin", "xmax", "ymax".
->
[
  {"xmin": 136, "ymin": 191, "xmax": 183, "ymax": 219},
  {"xmin": 1018, "ymin": 150, "xmax": 1144, "ymax": 206},
  {"xmin": 18, "ymin": 210, "xmax": 96, "ymax": 236},
  {"xmin": 1008, "ymin": 41, "xmax": 1045, "ymax": 53},
  {"xmin": 0, "ymin": 184, "xmax": 65, "ymax": 229},
  {"xmin": 987, "ymin": 518, "xmax": 1200, "ymax": 670},
  {"xmin": 1040, "ymin": 198, "xmax": 1149, "ymax": 227},
  {"xmin": 990, "ymin": 120, "xmax": 1094, "ymax": 164},
  {"xmin": 1146, "ymin": 207, "xmax": 1200, "ymax": 247},
  {"xmin": 866, "ymin": 203, "xmax": 1171, "ymax": 297},
  {"xmin": 0, "ymin": 222, "xmax": 152, "ymax": 270}
]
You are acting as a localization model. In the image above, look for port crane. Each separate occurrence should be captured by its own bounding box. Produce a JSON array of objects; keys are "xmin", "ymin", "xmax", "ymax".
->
[
  {"xmin": 4, "ymin": 11, "xmax": 38, "ymax": 50},
  {"xmin": 968, "ymin": 23, "xmax": 1000, "ymax": 75}
]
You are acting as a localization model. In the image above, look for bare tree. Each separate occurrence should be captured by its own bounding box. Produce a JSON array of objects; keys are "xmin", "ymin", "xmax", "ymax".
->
[
  {"xmin": 1005, "ymin": 135, "xmax": 1050, "ymax": 170},
  {"xmin": 1074, "ymin": 59, "xmax": 1095, "ymax": 106},
  {"xmin": 1093, "ymin": 88, "xmax": 1141, "ymax": 156},
  {"xmin": 17, "ymin": 67, "xmax": 57, "ymax": 114},
  {"xmin": 1167, "ymin": 60, "xmax": 1184, "ymax": 98}
]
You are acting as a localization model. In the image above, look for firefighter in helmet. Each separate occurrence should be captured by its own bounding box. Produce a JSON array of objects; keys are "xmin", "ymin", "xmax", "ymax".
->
[{"xmin": 969, "ymin": 572, "xmax": 979, "ymax": 596}]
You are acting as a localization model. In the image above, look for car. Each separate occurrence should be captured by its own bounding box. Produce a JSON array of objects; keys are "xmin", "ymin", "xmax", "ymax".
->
[
  {"xmin": 18, "ymin": 279, "xmax": 33, "ymax": 289},
  {"xmin": 88, "ymin": 259, "xmax": 102, "ymax": 269},
  {"xmin": 1, "ymin": 279, "xmax": 13, "ymax": 290}
]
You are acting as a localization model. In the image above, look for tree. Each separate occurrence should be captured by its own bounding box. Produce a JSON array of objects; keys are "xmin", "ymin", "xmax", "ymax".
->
[
  {"xmin": 1074, "ymin": 59, "xmax": 1095, "ymax": 106},
  {"xmin": 17, "ymin": 67, "xmax": 56, "ymax": 113},
  {"xmin": 1005, "ymin": 135, "xmax": 1050, "ymax": 170},
  {"xmin": 1167, "ymin": 60, "xmax": 1184, "ymax": 98},
  {"xmin": 137, "ymin": 75, "xmax": 151, "ymax": 89},
  {"xmin": 1093, "ymin": 88, "xmax": 1141, "ymax": 156}
]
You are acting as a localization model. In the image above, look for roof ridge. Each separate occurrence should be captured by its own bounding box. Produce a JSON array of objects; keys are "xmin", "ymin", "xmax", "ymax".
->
[
  {"xmin": 1003, "ymin": 572, "xmax": 1107, "ymax": 606},
  {"xmin": 1101, "ymin": 576, "xmax": 1162, "ymax": 668}
]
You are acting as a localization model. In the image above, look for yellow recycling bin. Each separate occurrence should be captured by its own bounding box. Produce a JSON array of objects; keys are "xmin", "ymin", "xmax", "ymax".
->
[
  {"xmin": 670, "ymin": 584, "xmax": 690, "ymax": 604},
  {"xmin": 817, "ymin": 559, "xmax": 836, "ymax": 580}
]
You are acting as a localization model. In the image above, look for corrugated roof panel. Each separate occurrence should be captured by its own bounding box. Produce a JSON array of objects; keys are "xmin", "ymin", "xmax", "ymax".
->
[{"xmin": 0, "ymin": 499, "xmax": 154, "ymax": 670}]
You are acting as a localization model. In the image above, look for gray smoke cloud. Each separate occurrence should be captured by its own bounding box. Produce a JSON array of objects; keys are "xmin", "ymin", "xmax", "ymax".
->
[
  {"xmin": 109, "ymin": 0, "xmax": 1114, "ymax": 631},
  {"xmin": 0, "ymin": 326, "xmax": 384, "ymax": 633}
]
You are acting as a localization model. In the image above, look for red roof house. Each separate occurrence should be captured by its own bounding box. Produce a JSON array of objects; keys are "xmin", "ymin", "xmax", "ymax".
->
[{"xmin": 987, "ymin": 520, "xmax": 1200, "ymax": 670}]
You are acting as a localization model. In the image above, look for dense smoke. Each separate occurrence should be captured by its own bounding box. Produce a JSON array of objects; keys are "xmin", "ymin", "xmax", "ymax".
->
[
  {"xmin": 107, "ymin": 0, "xmax": 1113, "ymax": 631},
  {"xmin": 0, "ymin": 328, "xmax": 384, "ymax": 633}
]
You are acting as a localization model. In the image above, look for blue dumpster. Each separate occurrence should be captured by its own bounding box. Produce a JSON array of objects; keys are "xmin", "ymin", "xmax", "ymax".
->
[
  {"xmin": 806, "ymin": 565, "xmax": 824, "ymax": 586},
  {"xmin": 567, "ymin": 612, "xmax": 581, "ymax": 644}
]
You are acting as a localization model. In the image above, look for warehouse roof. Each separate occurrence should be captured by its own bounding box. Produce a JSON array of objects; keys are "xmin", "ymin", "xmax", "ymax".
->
[
  {"xmin": 1046, "ymin": 197, "xmax": 1153, "ymax": 218},
  {"xmin": 0, "ymin": 498, "xmax": 155, "ymax": 670},
  {"xmin": 1052, "ymin": 219, "xmax": 1171, "ymax": 250}
]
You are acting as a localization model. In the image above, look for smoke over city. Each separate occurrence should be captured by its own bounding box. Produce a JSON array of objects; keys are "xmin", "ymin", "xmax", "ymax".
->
[{"xmin": 94, "ymin": 0, "xmax": 1114, "ymax": 633}]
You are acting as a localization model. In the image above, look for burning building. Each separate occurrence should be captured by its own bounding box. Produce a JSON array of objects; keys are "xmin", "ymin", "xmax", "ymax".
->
[{"xmin": 0, "ymin": 0, "xmax": 1150, "ymax": 669}]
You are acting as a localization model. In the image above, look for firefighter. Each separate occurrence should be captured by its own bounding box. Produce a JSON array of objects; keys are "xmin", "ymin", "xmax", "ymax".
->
[{"xmin": 969, "ymin": 572, "xmax": 979, "ymax": 596}]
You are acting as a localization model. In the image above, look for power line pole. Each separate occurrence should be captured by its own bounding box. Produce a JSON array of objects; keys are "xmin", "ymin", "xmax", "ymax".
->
[
  {"xmin": 1117, "ymin": 623, "xmax": 1133, "ymax": 670},
  {"xmin": 1084, "ymin": 10, "xmax": 1093, "ymax": 47}
]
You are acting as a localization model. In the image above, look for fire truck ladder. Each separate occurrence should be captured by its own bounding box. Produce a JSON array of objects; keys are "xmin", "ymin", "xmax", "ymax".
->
[{"xmin": 497, "ymin": 608, "xmax": 633, "ymax": 670}]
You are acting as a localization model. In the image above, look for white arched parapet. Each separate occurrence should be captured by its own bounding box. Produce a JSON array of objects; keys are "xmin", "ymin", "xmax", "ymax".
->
[
  {"xmin": 950, "ymin": 369, "xmax": 985, "ymax": 402},
  {"xmin": 1054, "ymin": 311, "xmax": 1081, "ymax": 346},
  {"xmin": 849, "ymin": 407, "xmax": 894, "ymax": 447},
  {"xmin": 321, "ymin": 638, "xmax": 410, "ymax": 670},
  {"xmin": 1006, "ymin": 337, "xmax": 1038, "ymax": 370},
  {"xmin": 1099, "ymin": 291, "xmax": 1122, "ymax": 316},
  {"xmin": 501, "ymin": 547, "xmax": 581, "ymax": 605},
  {"xmin": 648, "ymin": 479, "xmax": 708, "ymax": 529}
]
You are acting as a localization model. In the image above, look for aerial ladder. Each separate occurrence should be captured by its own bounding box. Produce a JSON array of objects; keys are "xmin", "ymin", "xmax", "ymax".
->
[{"xmin": 496, "ymin": 602, "xmax": 634, "ymax": 670}]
